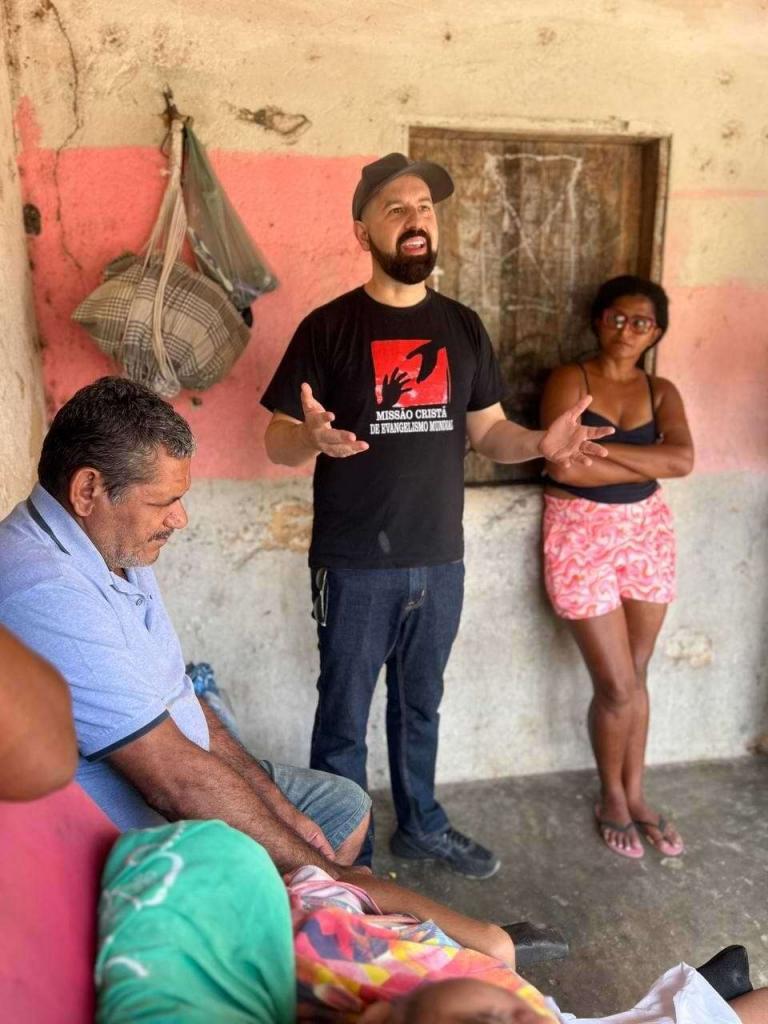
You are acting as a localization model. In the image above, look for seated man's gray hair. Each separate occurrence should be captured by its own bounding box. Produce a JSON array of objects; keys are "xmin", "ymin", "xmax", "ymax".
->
[{"xmin": 38, "ymin": 376, "xmax": 196, "ymax": 503}]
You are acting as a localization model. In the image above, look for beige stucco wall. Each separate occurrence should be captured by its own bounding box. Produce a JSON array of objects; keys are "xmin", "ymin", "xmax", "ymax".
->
[
  {"xmin": 2, "ymin": 0, "xmax": 767, "ymax": 781},
  {"xmin": 0, "ymin": 6, "xmax": 44, "ymax": 515},
  {"xmin": 5, "ymin": 0, "xmax": 766, "ymax": 184}
]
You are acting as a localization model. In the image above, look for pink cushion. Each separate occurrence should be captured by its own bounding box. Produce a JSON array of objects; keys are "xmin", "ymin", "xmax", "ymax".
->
[{"xmin": 0, "ymin": 783, "xmax": 119, "ymax": 1023}]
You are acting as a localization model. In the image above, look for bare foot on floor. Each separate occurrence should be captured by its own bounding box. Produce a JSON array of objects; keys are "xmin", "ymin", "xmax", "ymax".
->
[
  {"xmin": 627, "ymin": 799, "xmax": 684, "ymax": 856},
  {"xmin": 594, "ymin": 794, "xmax": 644, "ymax": 859}
]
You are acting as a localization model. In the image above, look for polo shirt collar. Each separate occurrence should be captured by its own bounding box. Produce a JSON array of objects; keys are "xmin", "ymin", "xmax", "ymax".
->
[{"xmin": 28, "ymin": 484, "xmax": 136, "ymax": 594}]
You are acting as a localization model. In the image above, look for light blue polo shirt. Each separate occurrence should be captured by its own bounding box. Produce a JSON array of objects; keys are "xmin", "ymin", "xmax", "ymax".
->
[{"xmin": 0, "ymin": 484, "xmax": 209, "ymax": 829}]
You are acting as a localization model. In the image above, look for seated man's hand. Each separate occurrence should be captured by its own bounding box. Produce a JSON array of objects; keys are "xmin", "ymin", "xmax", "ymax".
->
[{"xmin": 286, "ymin": 805, "xmax": 336, "ymax": 860}]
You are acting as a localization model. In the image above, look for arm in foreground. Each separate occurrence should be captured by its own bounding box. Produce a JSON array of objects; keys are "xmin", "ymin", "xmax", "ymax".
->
[
  {"xmin": 541, "ymin": 365, "xmax": 645, "ymax": 485},
  {"xmin": 468, "ymin": 397, "xmax": 613, "ymax": 468},
  {"xmin": 201, "ymin": 703, "xmax": 335, "ymax": 858},
  {"xmin": 108, "ymin": 716, "xmax": 339, "ymax": 875},
  {"xmin": 336, "ymin": 869, "xmax": 516, "ymax": 967},
  {"xmin": 0, "ymin": 625, "xmax": 78, "ymax": 800}
]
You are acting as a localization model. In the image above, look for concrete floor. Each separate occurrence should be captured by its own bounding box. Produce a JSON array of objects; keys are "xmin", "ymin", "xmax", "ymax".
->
[{"xmin": 370, "ymin": 757, "xmax": 768, "ymax": 1019}]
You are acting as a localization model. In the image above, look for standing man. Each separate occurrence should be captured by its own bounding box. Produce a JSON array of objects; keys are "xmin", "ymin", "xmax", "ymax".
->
[{"xmin": 262, "ymin": 153, "xmax": 612, "ymax": 876}]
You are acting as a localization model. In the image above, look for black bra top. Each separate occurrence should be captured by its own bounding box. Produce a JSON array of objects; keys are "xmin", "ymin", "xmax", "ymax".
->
[
  {"xmin": 579, "ymin": 364, "xmax": 658, "ymax": 446},
  {"xmin": 541, "ymin": 363, "xmax": 660, "ymax": 505}
]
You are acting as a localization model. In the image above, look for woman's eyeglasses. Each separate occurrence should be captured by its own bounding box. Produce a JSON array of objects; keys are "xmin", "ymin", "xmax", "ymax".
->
[{"xmin": 601, "ymin": 309, "xmax": 657, "ymax": 334}]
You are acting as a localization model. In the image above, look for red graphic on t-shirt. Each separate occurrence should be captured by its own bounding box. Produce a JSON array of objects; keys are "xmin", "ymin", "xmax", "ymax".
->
[{"xmin": 371, "ymin": 339, "xmax": 451, "ymax": 408}]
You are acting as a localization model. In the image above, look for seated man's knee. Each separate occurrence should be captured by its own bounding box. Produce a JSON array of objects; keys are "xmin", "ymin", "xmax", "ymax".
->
[
  {"xmin": 334, "ymin": 774, "xmax": 371, "ymax": 815},
  {"xmin": 332, "ymin": 779, "xmax": 371, "ymax": 863}
]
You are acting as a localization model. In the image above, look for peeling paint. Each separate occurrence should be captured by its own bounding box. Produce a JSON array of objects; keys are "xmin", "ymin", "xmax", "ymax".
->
[
  {"xmin": 262, "ymin": 500, "xmax": 312, "ymax": 552},
  {"xmin": 0, "ymin": 16, "xmax": 45, "ymax": 513},
  {"xmin": 22, "ymin": 201, "xmax": 40, "ymax": 233},
  {"xmin": 236, "ymin": 105, "xmax": 311, "ymax": 141},
  {"xmin": 100, "ymin": 23, "xmax": 128, "ymax": 50},
  {"xmin": 664, "ymin": 628, "xmax": 713, "ymax": 668}
]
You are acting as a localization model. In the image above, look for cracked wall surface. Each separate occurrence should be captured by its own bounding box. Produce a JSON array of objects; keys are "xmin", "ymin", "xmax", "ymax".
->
[
  {"xmin": 156, "ymin": 473, "xmax": 768, "ymax": 784},
  {"xmin": 0, "ymin": 2, "xmax": 44, "ymax": 514},
  {"xmin": 3, "ymin": 0, "xmax": 767, "ymax": 478},
  {"xmin": 2, "ymin": 0, "xmax": 767, "ymax": 778}
]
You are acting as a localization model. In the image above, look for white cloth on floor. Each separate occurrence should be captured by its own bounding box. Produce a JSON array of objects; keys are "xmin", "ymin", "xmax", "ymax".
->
[{"xmin": 550, "ymin": 963, "xmax": 740, "ymax": 1024}]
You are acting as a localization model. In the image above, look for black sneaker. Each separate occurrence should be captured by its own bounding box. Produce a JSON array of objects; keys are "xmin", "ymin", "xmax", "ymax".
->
[
  {"xmin": 501, "ymin": 922, "xmax": 570, "ymax": 968},
  {"xmin": 696, "ymin": 945, "xmax": 753, "ymax": 1002},
  {"xmin": 389, "ymin": 826, "xmax": 501, "ymax": 879}
]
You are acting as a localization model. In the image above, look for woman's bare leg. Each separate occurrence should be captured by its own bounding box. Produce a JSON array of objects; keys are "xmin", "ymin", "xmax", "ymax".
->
[
  {"xmin": 621, "ymin": 599, "xmax": 666, "ymax": 800},
  {"xmin": 621, "ymin": 599, "xmax": 682, "ymax": 850},
  {"xmin": 568, "ymin": 607, "xmax": 642, "ymax": 855}
]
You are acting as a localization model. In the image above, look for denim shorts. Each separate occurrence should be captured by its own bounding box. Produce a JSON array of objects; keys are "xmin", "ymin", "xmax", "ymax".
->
[{"xmin": 259, "ymin": 759, "xmax": 371, "ymax": 851}]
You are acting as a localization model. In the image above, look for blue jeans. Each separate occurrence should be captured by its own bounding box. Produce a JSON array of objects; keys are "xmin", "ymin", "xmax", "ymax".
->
[
  {"xmin": 259, "ymin": 759, "xmax": 371, "ymax": 851},
  {"xmin": 309, "ymin": 563, "xmax": 465, "ymax": 862}
]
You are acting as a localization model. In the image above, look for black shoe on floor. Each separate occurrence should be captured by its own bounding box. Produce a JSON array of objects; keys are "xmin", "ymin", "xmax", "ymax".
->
[
  {"xmin": 501, "ymin": 922, "xmax": 570, "ymax": 969},
  {"xmin": 389, "ymin": 826, "xmax": 501, "ymax": 879},
  {"xmin": 696, "ymin": 945, "xmax": 753, "ymax": 1002}
]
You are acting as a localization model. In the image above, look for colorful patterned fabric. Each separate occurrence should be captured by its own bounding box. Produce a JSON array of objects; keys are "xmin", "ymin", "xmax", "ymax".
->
[
  {"xmin": 543, "ymin": 490, "xmax": 676, "ymax": 620},
  {"xmin": 287, "ymin": 866, "xmax": 557, "ymax": 1021}
]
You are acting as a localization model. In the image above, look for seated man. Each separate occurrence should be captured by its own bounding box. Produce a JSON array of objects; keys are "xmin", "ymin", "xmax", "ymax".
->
[
  {"xmin": 0, "ymin": 376, "xmax": 370, "ymax": 874},
  {"xmin": 0, "ymin": 624, "xmax": 77, "ymax": 800}
]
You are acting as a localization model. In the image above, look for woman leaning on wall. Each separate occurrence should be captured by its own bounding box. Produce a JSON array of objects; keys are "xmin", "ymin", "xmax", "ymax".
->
[{"xmin": 540, "ymin": 276, "xmax": 694, "ymax": 860}]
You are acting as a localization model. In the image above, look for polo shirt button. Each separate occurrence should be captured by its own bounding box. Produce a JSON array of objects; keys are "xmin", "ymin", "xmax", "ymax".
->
[{"xmin": 135, "ymin": 597, "xmax": 144, "ymax": 606}]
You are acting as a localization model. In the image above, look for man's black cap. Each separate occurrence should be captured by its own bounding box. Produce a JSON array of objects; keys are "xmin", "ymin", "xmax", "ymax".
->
[{"xmin": 351, "ymin": 152, "xmax": 454, "ymax": 221}]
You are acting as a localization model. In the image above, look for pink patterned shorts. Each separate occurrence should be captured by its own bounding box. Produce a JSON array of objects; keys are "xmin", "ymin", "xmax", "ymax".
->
[{"xmin": 543, "ymin": 490, "xmax": 676, "ymax": 620}]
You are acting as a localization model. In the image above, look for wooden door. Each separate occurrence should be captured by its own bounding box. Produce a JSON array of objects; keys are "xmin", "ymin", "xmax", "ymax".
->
[{"xmin": 409, "ymin": 128, "xmax": 667, "ymax": 484}]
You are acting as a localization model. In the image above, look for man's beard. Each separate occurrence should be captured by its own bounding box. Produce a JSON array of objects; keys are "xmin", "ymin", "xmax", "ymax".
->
[
  {"xmin": 103, "ymin": 529, "xmax": 173, "ymax": 571},
  {"xmin": 369, "ymin": 229, "xmax": 438, "ymax": 285}
]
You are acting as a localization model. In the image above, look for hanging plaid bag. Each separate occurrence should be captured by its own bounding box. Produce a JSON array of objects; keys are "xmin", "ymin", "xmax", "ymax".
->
[{"xmin": 72, "ymin": 116, "xmax": 250, "ymax": 397}]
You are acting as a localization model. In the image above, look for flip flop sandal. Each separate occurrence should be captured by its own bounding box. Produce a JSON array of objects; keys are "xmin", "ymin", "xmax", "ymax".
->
[
  {"xmin": 633, "ymin": 815, "xmax": 685, "ymax": 857},
  {"xmin": 594, "ymin": 804, "xmax": 644, "ymax": 859}
]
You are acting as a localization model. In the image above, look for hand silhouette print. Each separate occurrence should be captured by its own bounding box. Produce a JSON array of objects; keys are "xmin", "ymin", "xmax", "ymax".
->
[
  {"xmin": 379, "ymin": 368, "xmax": 413, "ymax": 409},
  {"xmin": 406, "ymin": 339, "xmax": 446, "ymax": 383}
]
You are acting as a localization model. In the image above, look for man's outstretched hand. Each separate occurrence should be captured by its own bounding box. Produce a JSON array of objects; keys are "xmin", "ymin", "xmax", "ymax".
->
[
  {"xmin": 540, "ymin": 395, "xmax": 614, "ymax": 467},
  {"xmin": 300, "ymin": 383, "xmax": 369, "ymax": 459}
]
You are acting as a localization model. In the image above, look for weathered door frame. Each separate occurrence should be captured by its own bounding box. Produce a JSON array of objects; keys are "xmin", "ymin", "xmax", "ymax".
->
[{"xmin": 400, "ymin": 115, "xmax": 672, "ymax": 382}]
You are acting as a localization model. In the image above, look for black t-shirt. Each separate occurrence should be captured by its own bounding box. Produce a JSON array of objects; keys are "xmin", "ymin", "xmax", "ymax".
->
[{"xmin": 261, "ymin": 287, "xmax": 502, "ymax": 569}]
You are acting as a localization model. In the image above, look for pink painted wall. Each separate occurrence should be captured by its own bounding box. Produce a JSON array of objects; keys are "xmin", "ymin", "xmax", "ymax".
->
[
  {"xmin": 0, "ymin": 784, "xmax": 118, "ymax": 1022},
  {"xmin": 15, "ymin": 99, "xmax": 767, "ymax": 480},
  {"xmin": 17, "ymin": 100, "xmax": 372, "ymax": 481},
  {"xmin": 662, "ymin": 189, "xmax": 768, "ymax": 474},
  {"xmin": 660, "ymin": 281, "xmax": 768, "ymax": 473}
]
